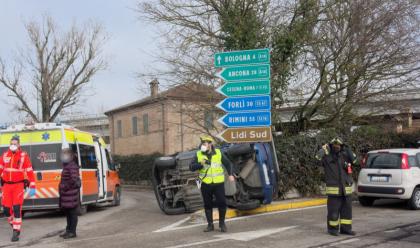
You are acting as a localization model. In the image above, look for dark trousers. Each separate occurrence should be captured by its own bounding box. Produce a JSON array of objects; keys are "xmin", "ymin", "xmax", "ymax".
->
[
  {"xmin": 64, "ymin": 208, "xmax": 78, "ymax": 234},
  {"xmin": 327, "ymin": 195, "xmax": 352, "ymax": 233},
  {"xmin": 201, "ymin": 182, "xmax": 227, "ymax": 225}
]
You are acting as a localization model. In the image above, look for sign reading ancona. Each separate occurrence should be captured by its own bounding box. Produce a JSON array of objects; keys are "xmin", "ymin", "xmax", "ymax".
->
[
  {"xmin": 216, "ymin": 64, "xmax": 270, "ymax": 82},
  {"xmin": 219, "ymin": 127, "xmax": 272, "ymax": 143}
]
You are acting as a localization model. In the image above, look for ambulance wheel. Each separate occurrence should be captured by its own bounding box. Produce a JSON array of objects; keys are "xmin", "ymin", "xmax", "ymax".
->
[
  {"xmin": 227, "ymin": 144, "xmax": 253, "ymax": 157},
  {"xmin": 155, "ymin": 157, "xmax": 177, "ymax": 170},
  {"xmin": 112, "ymin": 186, "xmax": 121, "ymax": 207},
  {"xmin": 78, "ymin": 204, "xmax": 88, "ymax": 216}
]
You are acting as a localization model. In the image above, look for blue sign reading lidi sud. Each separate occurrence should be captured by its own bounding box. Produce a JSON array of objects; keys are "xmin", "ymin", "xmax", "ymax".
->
[
  {"xmin": 218, "ymin": 111, "xmax": 271, "ymax": 127},
  {"xmin": 216, "ymin": 95, "xmax": 271, "ymax": 112}
]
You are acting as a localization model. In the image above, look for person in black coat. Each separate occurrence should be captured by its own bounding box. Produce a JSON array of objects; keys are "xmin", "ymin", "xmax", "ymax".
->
[{"xmin": 58, "ymin": 147, "xmax": 81, "ymax": 239}]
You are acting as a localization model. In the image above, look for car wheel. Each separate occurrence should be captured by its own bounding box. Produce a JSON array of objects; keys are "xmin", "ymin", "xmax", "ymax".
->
[
  {"xmin": 227, "ymin": 144, "xmax": 253, "ymax": 157},
  {"xmin": 358, "ymin": 196, "xmax": 375, "ymax": 207},
  {"xmin": 155, "ymin": 157, "xmax": 177, "ymax": 170},
  {"xmin": 236, "ymin": 200, "xmax": 261, "ymax": 211},
  {"xmin": 151, "ymin": 165, "xmax": 166, "ymax": 213},
  {"xmin": 112, "ymin": 186, "xmax": 121, "ymax": 207},
  {"xmin": 408, "ymin": 187, "xmax": 420, "ymax": 210},
  {"xmin": 163, "ymin": 199, "xmax": 185, "ymax": 215}
]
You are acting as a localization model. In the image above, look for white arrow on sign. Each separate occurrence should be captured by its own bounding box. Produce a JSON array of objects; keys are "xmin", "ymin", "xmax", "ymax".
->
[
  {"xmin": 165, "ymin": 226, "xmax": 297, "ymax": 248},
  {"xmin": 217, "ymin": 55, "xmax": 222, "ymax": 65}
]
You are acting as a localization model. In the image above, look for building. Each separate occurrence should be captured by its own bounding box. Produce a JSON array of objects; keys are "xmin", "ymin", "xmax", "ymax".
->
[
  {"xmin": 60, "ymin": 115, "xmax": 110, "ymax": 144},
  {"xmin": 105, "ymin": 80, "xmax": 222, "ymax": 156}
]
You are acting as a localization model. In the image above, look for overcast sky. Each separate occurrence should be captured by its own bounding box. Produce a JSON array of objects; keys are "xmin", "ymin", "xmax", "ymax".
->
[{"xmin": 0, "ymin": 0, "xmax": 159, "ymax": 124}]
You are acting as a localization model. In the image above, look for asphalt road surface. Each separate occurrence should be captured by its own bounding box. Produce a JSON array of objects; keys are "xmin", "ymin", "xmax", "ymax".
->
[{"xmin": 1, "ymin": 189, "xmax": 420, "ymax": 248}]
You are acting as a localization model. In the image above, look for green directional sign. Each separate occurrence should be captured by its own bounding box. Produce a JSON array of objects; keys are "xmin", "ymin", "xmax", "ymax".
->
[
  {"xmin": 216, "ymin": 80, "xmax": 270, "ymax": 97},
  {"xmin": 214, "ymin": 48, "xmax": 270, "ymax": 68},
  {"xmin": 217, "ymin": 64, "xmax": 270, "ymax": 82}
]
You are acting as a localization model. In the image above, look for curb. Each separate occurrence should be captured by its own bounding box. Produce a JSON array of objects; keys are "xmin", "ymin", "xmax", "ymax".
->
[{"xmin": 194, "ymin": 198, "xmax": 327, "ymax": 221}]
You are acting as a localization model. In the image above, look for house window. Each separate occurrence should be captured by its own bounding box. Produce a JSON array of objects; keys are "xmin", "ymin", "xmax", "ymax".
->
[
  {"xmin": 117, "ymin": 120, "xmax": 122, "ymax": 138},
  {"xmin": 204, "ymin": 111, "xmax": 213, "ymax": 130},
  {"xmin": 143, "ymin": 114, "xmax": 149, "ymax": 134},
  {"xmin": 132, "ymin": 116, "xmax": 138, "ymax": 135}
]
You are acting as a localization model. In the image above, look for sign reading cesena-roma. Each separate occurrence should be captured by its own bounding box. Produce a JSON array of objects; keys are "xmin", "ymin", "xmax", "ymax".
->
[
  {"xmin": 216, "ymin": 80, "xmax": 270, "ymax": 97},
  {"xmin": 214, "ymin": 48, "xmax": 270, "ymax": 68},
  {"xmin": 219, "ymin": 127, "xmax": 272, "ymax": 143}
]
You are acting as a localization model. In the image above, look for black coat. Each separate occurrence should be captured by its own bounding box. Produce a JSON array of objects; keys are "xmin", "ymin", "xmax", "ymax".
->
[
  {"xmin": 59, "ymin": 161, "xmax": 81, "ymax": 209},
  {"xmin": 316, "ymin": 145, "xmax": 356, "ymax": 196}
]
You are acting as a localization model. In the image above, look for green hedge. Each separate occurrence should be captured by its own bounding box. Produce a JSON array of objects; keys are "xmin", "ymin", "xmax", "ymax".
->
[
  {"xmin": 113, "ymin": 153, "xmax": 162, "ymax": 184},
  {"xmin": 275, "ymin": 126, "xmax": 420, "ymax": 197}
]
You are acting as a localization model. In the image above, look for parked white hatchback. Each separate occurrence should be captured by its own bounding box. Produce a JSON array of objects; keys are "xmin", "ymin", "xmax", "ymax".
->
[{"xmin": 357, "ymin": 148, "xmax": 420, "ymax": 210}]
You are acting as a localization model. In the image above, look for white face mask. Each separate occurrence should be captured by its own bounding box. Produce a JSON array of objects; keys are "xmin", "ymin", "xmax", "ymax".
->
[
  {"xmin": 200, "ymin": 145, "xmax": 208, "ymax": 152},
  {"xmin": 61, "ymin": 154, "xmax": 72, "ymax": 163},
  {"xmin": 9, "ymin": 145, "xmax": 18, "ymax": 152}
]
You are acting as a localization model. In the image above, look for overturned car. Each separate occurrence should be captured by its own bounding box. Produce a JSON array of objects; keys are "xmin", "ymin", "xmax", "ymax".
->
[{"xmin": 152, "ymin": 142, "xmax": 279, "ymax": 215}]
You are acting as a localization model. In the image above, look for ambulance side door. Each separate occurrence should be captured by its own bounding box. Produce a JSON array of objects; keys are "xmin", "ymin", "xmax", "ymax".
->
[{"xmin": 78, "ymin": 143, "xmax": 99, "ymax": 203}]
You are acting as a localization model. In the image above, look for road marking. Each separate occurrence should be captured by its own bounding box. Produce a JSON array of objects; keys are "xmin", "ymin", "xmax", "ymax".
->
[
  {"xmin": 384, "ymin": 228, "xmax": 400, "ymax": 233},
  {"xmin": 154, "ymin": 205, "xmax": 326, "ymax": 233},
  {"xmin": 165, "ymin": 226, "xmax": 297, "ymax": 248}
]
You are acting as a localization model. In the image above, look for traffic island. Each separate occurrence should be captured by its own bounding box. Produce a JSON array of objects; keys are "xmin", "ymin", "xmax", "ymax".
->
[{"xmin": 191, "ymin": 198, "xmax": 327, "ymax": 223}]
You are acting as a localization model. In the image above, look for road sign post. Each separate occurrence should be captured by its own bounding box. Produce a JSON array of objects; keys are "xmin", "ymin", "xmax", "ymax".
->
[{"xmin": 214, "ymin": 48, "xmax": 272, "ymax": 143}]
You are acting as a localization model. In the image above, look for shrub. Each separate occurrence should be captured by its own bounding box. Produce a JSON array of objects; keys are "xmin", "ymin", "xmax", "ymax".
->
[{"xmin": 113, "ymin": 153, "xmax": 162, "ymax": 184}]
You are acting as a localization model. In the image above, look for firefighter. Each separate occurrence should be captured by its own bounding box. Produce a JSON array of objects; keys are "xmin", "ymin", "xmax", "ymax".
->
[
  {"xmin": 0, "ymin": 136, "xmax": 36, "ymax": 242},
  {"xmin": 190, "ymin": 135, "xmax": 235, "ymax": 233},
  {"xmin": 316, "ymin": 137, "xmax": 357, "ymax": 236}
]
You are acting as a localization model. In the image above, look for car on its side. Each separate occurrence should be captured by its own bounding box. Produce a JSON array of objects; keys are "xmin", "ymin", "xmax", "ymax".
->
[{"xmin": 357, "ymin": 148, "xmax": 420, "ymax": 210}]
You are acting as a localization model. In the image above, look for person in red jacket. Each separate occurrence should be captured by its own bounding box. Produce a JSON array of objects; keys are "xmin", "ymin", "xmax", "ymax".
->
[{"xmin": 0, "ymin": 136, "xmax": 36, "ymax": 242}]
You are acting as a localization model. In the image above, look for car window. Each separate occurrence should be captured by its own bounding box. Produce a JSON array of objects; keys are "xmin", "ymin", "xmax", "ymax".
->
[
  {"xmin": 105, "ymin": 149, "xmax": 115, "ymax": 170},
  {"xmin": 366, "ymin": 153, "xmax": 402, "ymax": 169},
  {"xmin": 79, "ymin": 144, "xmax": 98, "ymax": 169},
  {"xmin": 409, "ymin": 156, "xmax": 419, "ymax": 167}
]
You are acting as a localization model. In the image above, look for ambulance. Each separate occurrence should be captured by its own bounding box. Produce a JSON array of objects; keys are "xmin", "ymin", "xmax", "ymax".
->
[{"xmin": 0, "ymin": 123, "xmax": 121, "ymax": 214}]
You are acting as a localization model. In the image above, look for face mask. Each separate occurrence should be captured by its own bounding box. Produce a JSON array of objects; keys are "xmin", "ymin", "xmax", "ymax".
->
[
  {"xmin": 200, "ymin": 145, "xmax": 208, "ymax": 152},
  {"xmin": 9, "ymin": 145, "xmax": 18, "ymax": 152},
  {"xmin": 61, "ymin": 154, "xmax": 72, "ymax": 163},
  {"xmin": 332, "ymin": 145, "xmax": 341, "ymax": 153}
]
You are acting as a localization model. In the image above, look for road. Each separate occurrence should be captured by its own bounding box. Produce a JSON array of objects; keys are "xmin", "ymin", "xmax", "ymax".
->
[{"xmin": 1, "ymin": 189, "xmax": 420, "ymax": 248}]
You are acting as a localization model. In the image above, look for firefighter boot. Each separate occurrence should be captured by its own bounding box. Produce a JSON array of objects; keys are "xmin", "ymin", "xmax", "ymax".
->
[
  {"xmin": 11, "ymin": 230, "xmax": 20, "ymax": 242},
  {"xmin": 203, "ymin": 209, "xmax": 214, "ymax": 232},
  {"xmin": 219, "ymin": 208, "xmax": 227, "ymax": 233}
]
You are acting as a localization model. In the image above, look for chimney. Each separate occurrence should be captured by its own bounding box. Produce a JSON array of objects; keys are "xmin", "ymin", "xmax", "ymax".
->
[{"xmin": 150, "ymin": 79, "xmax": 159, "ymax": 97}]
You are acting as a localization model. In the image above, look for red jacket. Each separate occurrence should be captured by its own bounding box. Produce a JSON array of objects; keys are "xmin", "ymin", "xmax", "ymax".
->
[{"xmin": 0, "ymin": 149, "xmax": 36, "ymax": 188}]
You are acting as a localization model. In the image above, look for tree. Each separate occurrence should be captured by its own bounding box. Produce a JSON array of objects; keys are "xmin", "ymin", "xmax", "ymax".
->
[
  {"xmin": 137, "ymin": 0, "xmax": 318, "ymax": 137},
  {"xmin": 0, "ymin": 16, "xmax": 107, "ymax": 122},
  {"xmin": 290, "ymin": 0, "xmax": 420, "ymax": 132}
]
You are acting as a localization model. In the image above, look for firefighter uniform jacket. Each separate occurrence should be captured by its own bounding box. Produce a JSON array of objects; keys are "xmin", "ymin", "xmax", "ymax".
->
[{"xmin": 316, "ymin": 145, "xmax": 357, "ymax": 196}]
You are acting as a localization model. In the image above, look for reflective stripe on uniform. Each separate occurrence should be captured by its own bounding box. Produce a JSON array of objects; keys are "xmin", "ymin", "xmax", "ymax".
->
[
  {"xmin": 26, "ymin": 167, "xmax": 33, "ymax": 172},
  {"xmin": 345, "ymin": 187, "xmax": 353, "ymax": 195},
  {"xmin": 197, "ymin": 149, "xmax": 224, "ymax": 184},
  {"xmin": 340, "ymin": 219, "xmax": 352, "ymax": 225},
  {"xmin": 326, "ymin": 187, "xmax": 339, "ymax": 195},
  {"xmin": 329, "ymin": 220, "xmax": 339, "ymax": 226},
  {"xmin": 4, "ymin": 168, "xmax": 24, "ymax": 172}
]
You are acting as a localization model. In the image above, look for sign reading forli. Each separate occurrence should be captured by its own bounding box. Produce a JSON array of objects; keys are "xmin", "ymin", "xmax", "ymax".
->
[{"xmin": 219, "ymin": 127, "xmax": 272, "ymax": 143}]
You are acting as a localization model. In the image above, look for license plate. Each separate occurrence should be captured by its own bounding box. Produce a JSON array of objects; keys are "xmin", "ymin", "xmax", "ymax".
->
[{"xmin": 370, "ymin": 176, "xmax": 389, "ymax": 182}]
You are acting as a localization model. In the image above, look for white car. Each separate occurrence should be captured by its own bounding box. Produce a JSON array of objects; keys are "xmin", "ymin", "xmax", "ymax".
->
[{"xmin": 357, "ymin": 148, "xmax": 420, "ymax": 210}]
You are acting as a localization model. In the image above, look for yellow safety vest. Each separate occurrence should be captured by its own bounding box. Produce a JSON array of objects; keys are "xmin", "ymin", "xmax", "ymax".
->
[{"xmin": 197, "ymin": 149, "xmax": 224, "ymax": 184}]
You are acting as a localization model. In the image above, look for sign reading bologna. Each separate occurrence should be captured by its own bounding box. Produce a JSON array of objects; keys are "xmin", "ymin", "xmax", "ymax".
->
[{"xmin": 214, "ymin": 48, "xmax": 272, "ymax": 143}]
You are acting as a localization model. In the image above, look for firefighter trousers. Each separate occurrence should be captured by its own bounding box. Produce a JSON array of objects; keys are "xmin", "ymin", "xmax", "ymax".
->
[
  {"xmin": 327, "ymin": 195, "xmax": 352, "ymax": 233},
  {"xmin": 2, "ymin": 182, "xmax": 25, "ymax": 232}
]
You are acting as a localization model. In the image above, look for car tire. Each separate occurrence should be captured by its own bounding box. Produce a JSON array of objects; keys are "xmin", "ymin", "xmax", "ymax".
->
[
  {"xmin": 112, "ymin": 186, "xmax": 121, "ymax": 207},
  {"xmin": 163, "ymin": 199, "xmax": 185, "ymax": 215},
  {"xmin": 358, "ymin": 196, "xmax": 375, "ymax": 207},
  {"xmin": 408, "ymin": 187, "xmax": 420, "ymax": 210},
  {"xmin": 236, "ymin": 200, "xmax": 261, "ymax": 211},
  {"xmin": 155, "ymin": 157, "xmax": 177, "ymax": 170},
  {"xmin": 227, "ymin": 144, "xmax": 253, "ymax": 157}
]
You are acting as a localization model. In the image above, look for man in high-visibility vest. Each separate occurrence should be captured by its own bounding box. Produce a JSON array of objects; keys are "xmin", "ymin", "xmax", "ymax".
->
[
  {"xmin": 0, "ymin": 136, "xmax": 36, "ymax": 242},
  {"xmin": 316, "ymin": 137, "xmax": 357, "ymax": 236},
  {"xmin": 190, "ymin": 135, "xmax": 234, "ymax": 232}
]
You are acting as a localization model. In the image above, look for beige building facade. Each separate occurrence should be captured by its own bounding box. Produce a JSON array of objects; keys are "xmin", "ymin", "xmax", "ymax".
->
[{"xmin": 105, "ymin": 81, "xmax": 222, "ymax": 155}]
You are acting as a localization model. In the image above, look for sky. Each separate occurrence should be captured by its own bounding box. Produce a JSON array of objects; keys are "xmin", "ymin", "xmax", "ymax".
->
[{"xmin": 0, "ymin": 0, "xmax": 159, "ymax": 123}]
